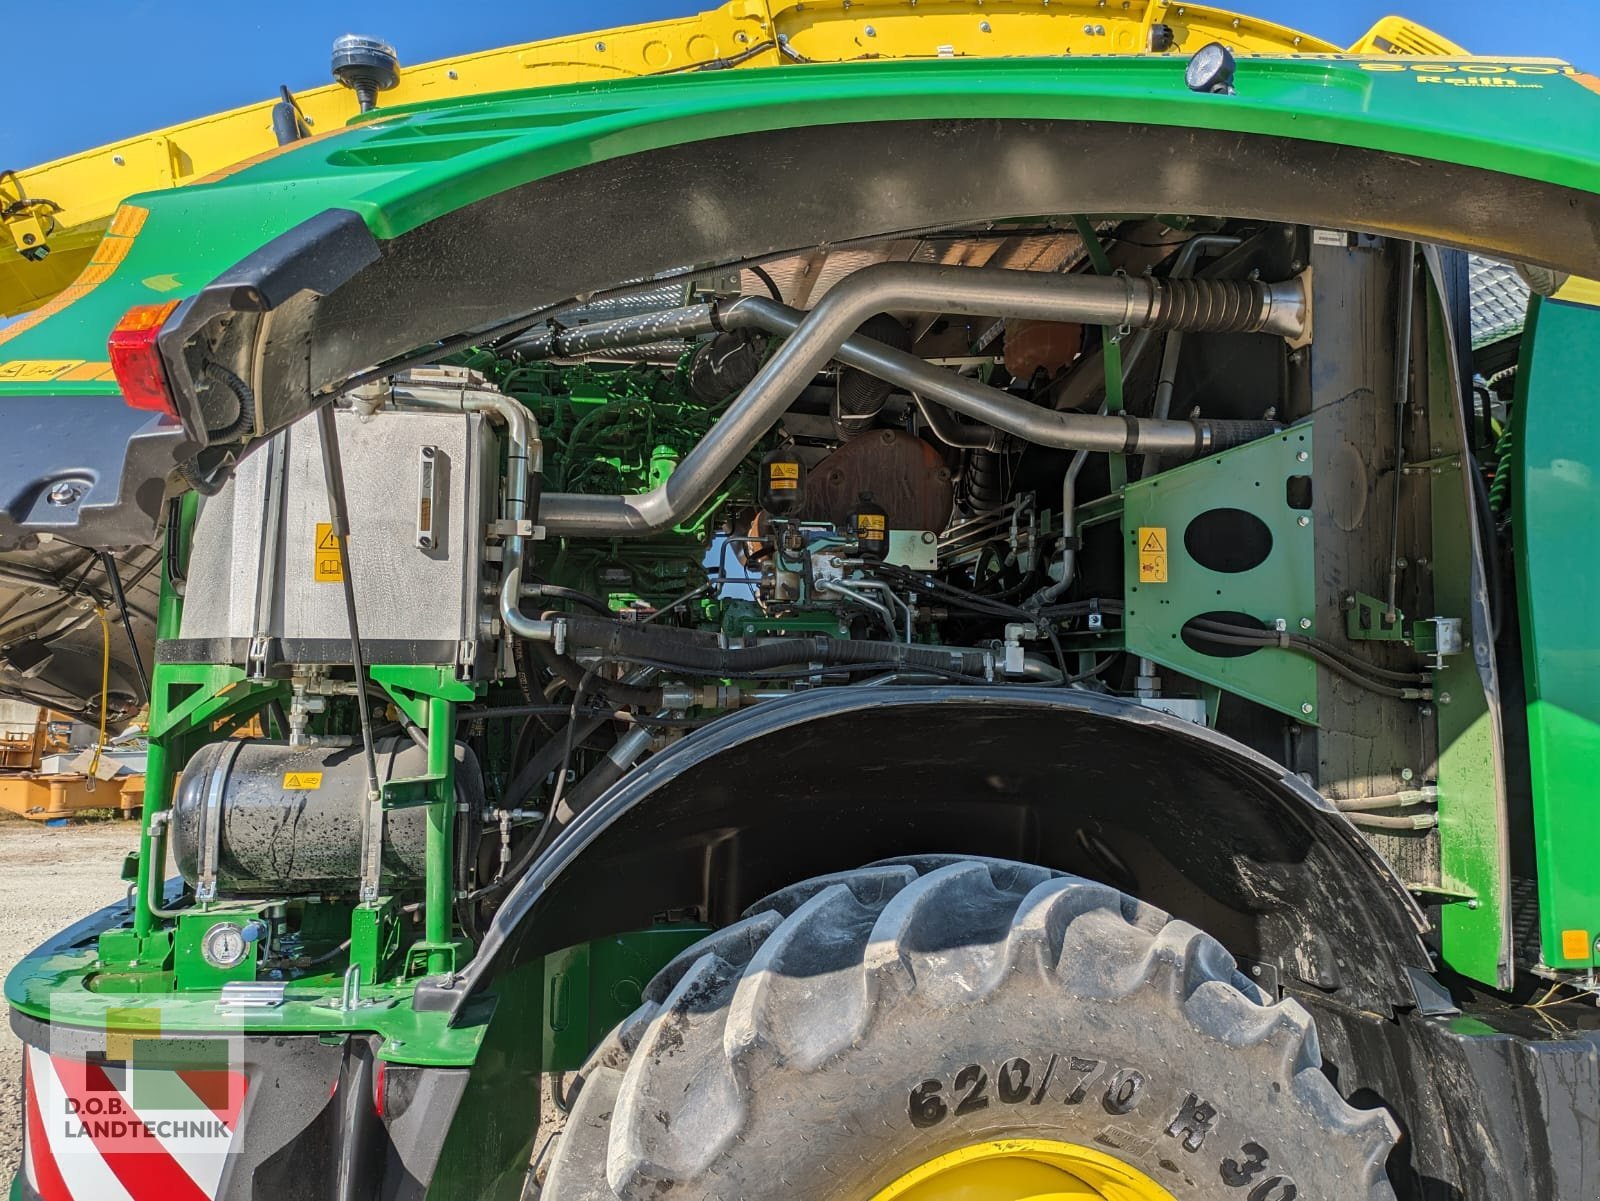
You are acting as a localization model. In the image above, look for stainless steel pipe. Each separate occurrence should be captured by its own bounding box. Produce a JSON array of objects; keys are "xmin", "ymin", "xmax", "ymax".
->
[{"xmin": 537, "ymin": 263, "xmax": 1305, "ymax": 536}]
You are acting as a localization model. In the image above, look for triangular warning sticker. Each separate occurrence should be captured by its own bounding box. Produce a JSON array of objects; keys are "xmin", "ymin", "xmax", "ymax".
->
[
  {"xmin": 1141, "ymin": 530, "xmax": 1166, "ymax": 553},
  {"xmin": 317, "ymin": 525, "xmax": 339, "ymax": 550}
]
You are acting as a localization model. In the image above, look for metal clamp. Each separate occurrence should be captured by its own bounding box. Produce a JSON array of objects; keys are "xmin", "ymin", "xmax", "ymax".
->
[{"xmin": 195, "ymin": 739, "xmax": 247, "ymax": 905}]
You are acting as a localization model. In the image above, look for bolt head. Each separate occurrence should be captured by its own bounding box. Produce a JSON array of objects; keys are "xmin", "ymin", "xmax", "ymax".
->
[
  {"xmin": 46, "ymin": 481, "xmax": 85, "ymax": 507},
  {"xmin": 1297, "ymin": 515, "xmax": 1310, "ymax": 527},
  {"xmin": 1296, "ymin": 450, "xmax": 1309, "ymax": 462},
  {"xmin": 1300, "ymin": 703, "xmax": 1314, "ymax": 715},
  {"xmin": 1438, "ymin": 692, "xmax": 1452, "ymax": 705},
  {"xmin": 979, "ymin": 20, "xmax": 992, "ymax": 31},
  {"xmin": 1400, "ymin": 767, "xmax": 1415, "ymax": 781},
  {"xmin": 1298, "ymin": 618, "xmax": 1312, "ymax": 630},
  {"xmin": 864, "ymin": 23, "xmax": 876, "ymax": 35}
]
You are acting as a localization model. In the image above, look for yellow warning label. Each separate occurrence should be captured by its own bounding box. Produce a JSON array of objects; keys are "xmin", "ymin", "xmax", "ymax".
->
[
  {"xmin": 769, "ymin": 477, "xmax": 798, "ymax": 490},
  {"xmin": 282, "ymin": 772, "xmax": 323, "ymax": 790},
  {"xmin": 857, "ymin": 514, "xmax": 887, "ymax": 535},
  {"xmin": 1137, "ymin": 526, "xmax": 1168, "ymax": 584},
  {"xmin": 769, "ymin": 462, "xmax": 800, "ymax": 479},
  {"xmin": 1562, "ymin": 929, "xmax": 1592, "ymax": 961},
  {"xmin": 313, "ymin": 523, "xmax": 344, "ymax": 583}
]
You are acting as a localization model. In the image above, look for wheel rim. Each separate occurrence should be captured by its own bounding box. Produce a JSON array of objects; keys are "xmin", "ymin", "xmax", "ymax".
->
[{"xmin": 869, "ymin": 1138, "xmax": 1177, "ymax": 1201}]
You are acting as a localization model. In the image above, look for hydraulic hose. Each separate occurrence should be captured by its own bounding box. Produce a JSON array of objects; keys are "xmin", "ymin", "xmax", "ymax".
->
[
  {"xmin": 528, "ymin": 637, "xmax": 664, "ymax": 711},
  {"xmin": 549, "ymin": 613, "xmax": 994, "ymax": 678},
  {"xmin": 537, "ymin": 262, "xmax": 1304, "ymax": 535}
]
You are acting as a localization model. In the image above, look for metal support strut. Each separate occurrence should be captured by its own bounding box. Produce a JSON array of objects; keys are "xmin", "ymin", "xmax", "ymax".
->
[{"xmin": 314, "ymin": 404, "xmax": 385, "ymax": 902}]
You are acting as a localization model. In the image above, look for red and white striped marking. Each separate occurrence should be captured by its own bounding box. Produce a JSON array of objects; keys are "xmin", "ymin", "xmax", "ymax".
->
[{"xmin": 22, "ymin": 1045, "xmax": 246, "ymax": 1201}]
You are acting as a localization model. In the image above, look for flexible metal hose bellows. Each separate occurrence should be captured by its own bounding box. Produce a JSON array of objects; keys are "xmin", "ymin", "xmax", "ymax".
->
[{"xmin": 1140, "ymin": 276, "xmax": 1301, "ymax": 334}]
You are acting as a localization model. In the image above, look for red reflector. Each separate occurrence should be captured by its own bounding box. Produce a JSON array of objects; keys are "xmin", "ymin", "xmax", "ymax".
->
[{"xmin": 107, "ymin": 300, "xmax": 181, "ymax": 416}]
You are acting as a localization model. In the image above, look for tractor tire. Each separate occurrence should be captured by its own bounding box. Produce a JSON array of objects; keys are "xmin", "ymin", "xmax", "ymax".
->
[{"xmin": 542, "ymin": 856, "xmax": 1398, "ymax": 1201}]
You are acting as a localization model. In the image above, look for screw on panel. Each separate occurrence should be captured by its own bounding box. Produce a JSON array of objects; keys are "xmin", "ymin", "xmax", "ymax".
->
[
  {"xmin": 595, "ymin": 41, "xmax": 606, "ymax": 51},
  {"xmin": 1297, "ymin": 516, "xmax": 1310, "ymax": 527},
  {"xmin": 46, "ymin": 482, "xmax": 85, "ymax": 506},
  {"xmin": 1400, "ymin": 768, "xmax": 1415, "ymax": 781},
  {"xmin": 980, "ymin": 20, "xmax": 992, "ymax": 32},
  {"xmin": 1300, "ymin": 703, "xmax": 1314, "ymax": 715},
  {"xmin": 865, "ymin": 24, "xmax": 876, "ymax": 36},
  {"xmin": 112, "ymin": 155, "xmax": 125, "ymax": 166},
  {"xmin": 1298, "ymin": 618, "xmax": 1312, "ymax": 630},
  {"xmin": 1296, "ymin": 450, "xmax": 1309, "ymax": 462},
  {"xmin": 1439, "ymin": 692, "xmax": 1452, "ymax": 705}
]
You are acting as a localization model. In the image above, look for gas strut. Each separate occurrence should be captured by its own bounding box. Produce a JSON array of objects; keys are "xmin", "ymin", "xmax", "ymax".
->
[{"xmin": 314, "ymin": 403, "xmax": 385, "ymax": 902}]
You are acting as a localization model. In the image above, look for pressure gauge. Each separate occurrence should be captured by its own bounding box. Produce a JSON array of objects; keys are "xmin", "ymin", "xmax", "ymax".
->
[{"xmin": 201, "ymin": 920, "xmax": 265, "ymax": 970}]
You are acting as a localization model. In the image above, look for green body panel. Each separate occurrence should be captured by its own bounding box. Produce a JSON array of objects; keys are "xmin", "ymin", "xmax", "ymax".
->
[
  {"xmin": 1122, "ymin": 430, "xmax": 1317, "ymax": 721},
  {"xmin": 1514, "ymin": 296, "xmax": 1600, "ymax": 971},
  {"xmin": 541, "ymin": 926, "xmax": 714, "ymax": 1073},
  {"xmin": 1425, "ymin": 285, "xmax": 1509, "ymax": 986},
  {"xmin": 3, "ymin": 929, "xmax": 490, "ymax": 1066},
  {"xmin": 3, "ymin": 56, "xmax": 1600, "ymax": 380},
  {"xmin": 426, "ymin": 960, "xmax": 545, "ymax": 1201},
  {"xmin": 172, "ymin": 909, "xmax": 269, "ymax": 990}
]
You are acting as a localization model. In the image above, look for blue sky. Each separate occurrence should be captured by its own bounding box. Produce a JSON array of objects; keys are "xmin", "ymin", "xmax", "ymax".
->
[{"xmin": 1, "ymin": 1, "xmax": 1589, "ymax": 170}]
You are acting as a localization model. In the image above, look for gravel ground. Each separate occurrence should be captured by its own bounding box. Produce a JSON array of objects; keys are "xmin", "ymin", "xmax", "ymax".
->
[
  {"xmin": 0, "ymin": 814, "xmax": 136, "ymax": 1187},
  {"xmin": 0, "ymin": 813, "xmax": 568, "ymax": 1195}
]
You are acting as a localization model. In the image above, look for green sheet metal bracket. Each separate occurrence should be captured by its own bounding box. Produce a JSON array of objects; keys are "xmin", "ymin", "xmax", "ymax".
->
[
  {"xmin": 1343, "ymin": 590, "xmax": 1464, "ymax": 667},
  {"xmin": 1122, "ymin": 429, "xmax": 1319, "ymax": 721},
  {"xmin": 371, "ymin": 665, "xmax": 477, "ymax": 975}
]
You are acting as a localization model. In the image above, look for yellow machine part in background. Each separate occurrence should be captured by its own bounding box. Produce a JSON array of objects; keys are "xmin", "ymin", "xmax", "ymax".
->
[{"xmin": 0, "ymin": 2, "xmax": 1463, "ymax": 319}]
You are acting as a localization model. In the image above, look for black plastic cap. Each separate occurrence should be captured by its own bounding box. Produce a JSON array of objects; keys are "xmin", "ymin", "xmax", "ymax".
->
[{"xmin": 1185, "ymin": 42, "xmax": 1237, "ymax": 95}]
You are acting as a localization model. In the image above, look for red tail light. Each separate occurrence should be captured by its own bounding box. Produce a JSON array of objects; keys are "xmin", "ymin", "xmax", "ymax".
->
[{"xmin": 107, "ymin": 300, "xmax": 180, "ymax": 416}]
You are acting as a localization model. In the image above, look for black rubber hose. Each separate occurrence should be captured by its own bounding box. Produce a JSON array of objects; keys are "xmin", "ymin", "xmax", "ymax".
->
[
  {"xmin": 747, "ymin": 263, "xmax": 783, "ymax": 302},
  {"xmin": 529, "ymin": 582, "xmax": 614, "ymax": 618},
  {"xmin": 528, "ymin": 637, "xmax": 663, "ymax": 710},
  {"xmin": 199, "ymin": 361, "xmax": 255, "ymax": 442},
  {"xmin": 495, "ymin": 708, "xmax": 612, "ymax": 817},
  {"xmin": 556, "ymin": 613, "xmax": 992, "ymax": 677},
  {"xmin": 834, "ymin": 313, "xmax": 911, "ymax": 439},
  {"xmin": 1183, "ymin": 625, "xmax": 1423, "ymax": 699},
  {"xmin": 964, "ymin": 448, "xmax": 1007, "ymax": 513},
  {"xmin": 454, "ymin": 744, "xmax": 487, "ymax": 944}
]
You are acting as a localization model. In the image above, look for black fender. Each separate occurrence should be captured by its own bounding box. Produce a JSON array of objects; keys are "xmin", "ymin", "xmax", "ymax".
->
[{"xmin": 423, "ymin": 686, "xmax": 1431, "ymax": 1020}]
